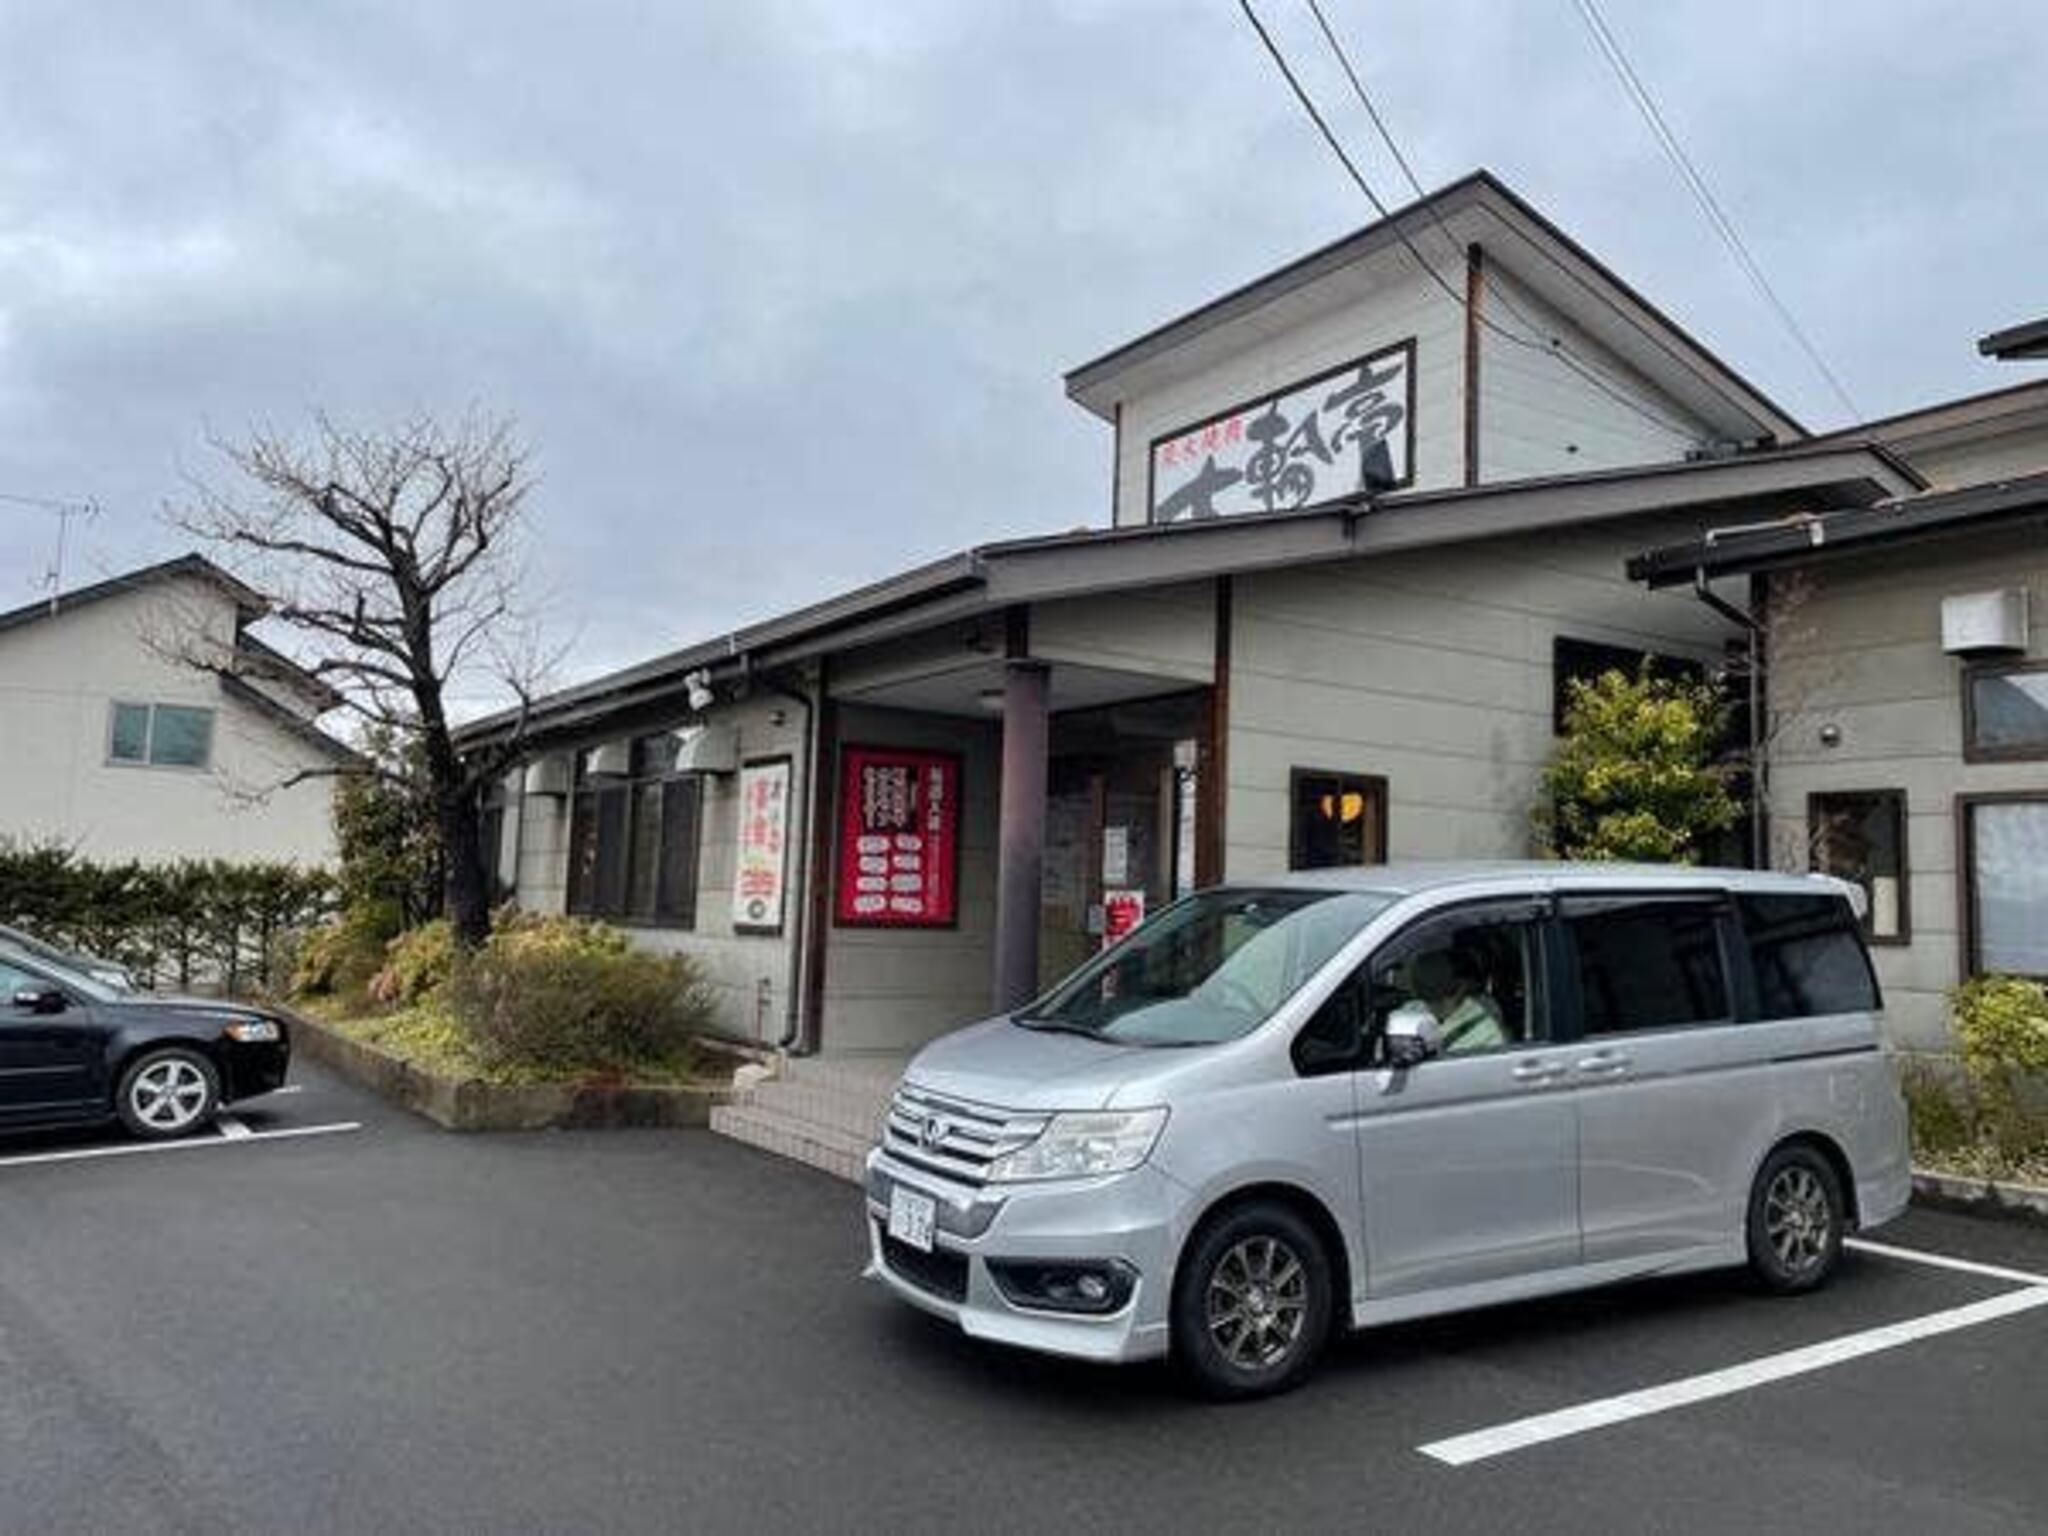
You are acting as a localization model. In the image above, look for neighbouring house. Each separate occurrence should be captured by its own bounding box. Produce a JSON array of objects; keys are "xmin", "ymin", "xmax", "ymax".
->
[
  {"xmin": 456, "ymin": 168, "xmax": 1934, "ymax": 1088},
  {"xmin": 1631, "ymin": 324, "xmax": 2048, "ymax": 1050},
  {"xmin": 0, "ymin": 553, "xmax": 354, "ymax": 866}
]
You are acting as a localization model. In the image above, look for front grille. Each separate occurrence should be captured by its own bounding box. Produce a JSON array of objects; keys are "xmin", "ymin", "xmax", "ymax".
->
[
  {"xmin": 882, "ymin": 1083, "xmax": 1047, "ymax": 1187},
  {"xmin": 878, "ymin": 1225, "xmax": 970, "ymax": 1302}
]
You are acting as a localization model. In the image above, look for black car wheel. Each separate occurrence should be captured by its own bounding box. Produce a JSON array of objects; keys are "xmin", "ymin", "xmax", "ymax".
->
[
  {"xmin": 1172, "ymin": 1200, "xmax": 1334, "ymax": 1400},
  {"xmin": 1746, "ymin": 1143, "xmax": 1846, "ymax": 1293},
  {"xmin": 117, "ymin": 1047, "xmax": 221, "ymax": 1140}
]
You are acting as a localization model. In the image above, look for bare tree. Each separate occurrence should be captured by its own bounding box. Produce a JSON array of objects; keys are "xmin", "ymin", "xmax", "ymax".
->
[{"xmin": 170, "ymin": 411, "xmax": 548, "ymax": 947}]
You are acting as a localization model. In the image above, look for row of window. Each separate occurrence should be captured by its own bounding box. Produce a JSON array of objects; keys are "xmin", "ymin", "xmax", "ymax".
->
[
  {"xmin": 565, "ymin": 733, "xmax": 705, "ymax": 927},
  {"xmin": 1297, "ymin": 891, "xmax": 1876, "ymax": 1073},
  {"xmin": 107, "ymin": 701, "xmax": 214, "ymax": 770}
]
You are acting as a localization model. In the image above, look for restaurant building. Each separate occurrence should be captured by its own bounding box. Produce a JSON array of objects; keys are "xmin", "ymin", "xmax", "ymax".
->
[{"xmin": 455, "ymin": 171, "xmax": 1984, "ymax": 1170}]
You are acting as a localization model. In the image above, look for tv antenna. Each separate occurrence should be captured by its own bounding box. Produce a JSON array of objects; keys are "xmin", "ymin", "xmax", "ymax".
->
[{"xmin": 0, "ymin": 490, "xmax": 101, "ymax": 614}]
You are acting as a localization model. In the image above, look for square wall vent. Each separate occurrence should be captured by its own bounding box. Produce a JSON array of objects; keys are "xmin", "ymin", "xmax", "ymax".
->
[{"xmin": 1941, "ymin": 589, "xmax": 2029, "ymax": 657}]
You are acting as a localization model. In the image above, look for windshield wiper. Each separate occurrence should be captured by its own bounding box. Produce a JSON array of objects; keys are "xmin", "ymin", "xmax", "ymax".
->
[{"xmin": 1009, "ymin": 1014, "xmax": 1106, "ymax": 1038}]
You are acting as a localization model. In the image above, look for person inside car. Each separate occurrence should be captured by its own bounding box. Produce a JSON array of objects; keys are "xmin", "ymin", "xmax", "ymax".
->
[{"xmin": 1407, "ymin": 947, "xmax": 1506, "ymax": 1053}]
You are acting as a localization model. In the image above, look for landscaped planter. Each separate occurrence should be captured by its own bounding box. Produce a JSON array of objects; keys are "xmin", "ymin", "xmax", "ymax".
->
[{"xmin": 289, "ymin": 1010, "xmax": 733, "ymax": 1132}]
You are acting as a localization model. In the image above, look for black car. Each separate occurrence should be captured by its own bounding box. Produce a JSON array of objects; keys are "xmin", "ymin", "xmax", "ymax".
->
[{"xmin": 0, "ymin": 946, "xmax": 289, "ymax": 1139}]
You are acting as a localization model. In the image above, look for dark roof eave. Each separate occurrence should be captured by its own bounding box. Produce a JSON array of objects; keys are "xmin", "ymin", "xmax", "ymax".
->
[
  {"xmin": 1978, "ymin": 318, "xmax": 2048, "ymax": 360},
  {"xmin": 0, "ymin": 552, "xmax": 267, "ymax": 637},
  {"xmin": 1628, "ymin": 469, "xmax": 2048, "ymax": 588}
]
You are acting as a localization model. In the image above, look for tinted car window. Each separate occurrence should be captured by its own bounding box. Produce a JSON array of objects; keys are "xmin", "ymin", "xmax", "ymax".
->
[
  {"xmin": 1739, "ymin": 893, "xmax": 1879, "ymax": 1019},
  {"xmin": 1568, "ymin": 899, "xmax": 1729, "ymax": 1035}
]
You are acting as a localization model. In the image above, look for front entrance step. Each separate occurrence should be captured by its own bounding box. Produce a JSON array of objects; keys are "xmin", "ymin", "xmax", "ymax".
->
[
  {"xmin": 745, "ymin": 1076, "xmax": 895, "ymax": 1141},
  {"xmin": 709, "ymin": 1104, "xmax": 871, "ymax": 1185}
]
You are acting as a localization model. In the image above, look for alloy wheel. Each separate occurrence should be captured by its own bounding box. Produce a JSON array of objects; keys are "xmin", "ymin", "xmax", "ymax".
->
[
  {"xmin": 130, "ymin": 1058, "xmax": 211, "ymax": 1131},
  {"xmin": 1205, "ymin": 1234, "xmax": 1309, "ymax": 1371},
  {"xmin": 1764, "ymin": 1164, "xmax": 1834, "ymax": 1274}
]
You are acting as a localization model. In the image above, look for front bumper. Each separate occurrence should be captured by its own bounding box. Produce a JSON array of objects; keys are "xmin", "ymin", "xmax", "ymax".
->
[
  {"xmin": 864, "ymin": 1147, "xmax": 1180, "ymax": 1364},
  {"xmin": 219, "ymin": 1039, "xmax": 291, "ymax": 1102}
]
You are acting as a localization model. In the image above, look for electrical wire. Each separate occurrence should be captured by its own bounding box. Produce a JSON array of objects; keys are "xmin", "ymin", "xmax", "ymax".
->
[
  {"xmin": 1238, "ymin": 0, "xmax": 1700, "ymax": 441},
  {"xmin": 1566, "ymin": 0, "xmax": 1861, "ymax": 420}
]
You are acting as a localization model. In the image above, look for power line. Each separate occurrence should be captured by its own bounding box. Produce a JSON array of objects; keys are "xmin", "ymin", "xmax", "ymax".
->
[
  {"xmin": 1301, "ymin": 0, "xmax": 1703, "ymax": 440},
  {"xmin": 1236, "ymin": 0, "xmax": 1700, "ymax": 441},
  {"xmin": 1566, "ymin": 0, "xmax": 1861, "ymax": 420}
]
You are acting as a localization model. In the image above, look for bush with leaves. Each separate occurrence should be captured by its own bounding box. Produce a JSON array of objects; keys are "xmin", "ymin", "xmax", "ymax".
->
[
  {"xmin": 445, "ymin": 915, "xmax": 713, "ymax": 1079},
  {"xmin": 368, "ymin": 919, "xmax": 457, "ymax": 1007},
  {"xmin": 1536, "ymin": 667, "xmax": 1739, "ymax": 864}
]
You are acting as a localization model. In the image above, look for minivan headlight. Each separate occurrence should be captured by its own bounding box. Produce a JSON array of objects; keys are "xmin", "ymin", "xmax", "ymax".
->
[{"xmin": 986, "ymin": 1109, "xmax": 1168, "ymax": 1183}]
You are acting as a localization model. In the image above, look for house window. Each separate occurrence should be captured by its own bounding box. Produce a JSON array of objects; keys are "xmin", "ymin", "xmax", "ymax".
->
[
  {"xmin": 1963, "ymin": 660, "xmax": 2048, "ymax": 762},
  {"xmin": 567, "ymin": 733, "xmax": 704, "ymax": 927},
  {"xmin": 1809, "ymin": 790, "xmax": 1908, "ymax": 943},
  {"xmin": 1551, "ymin": 636, "xmax": 1705, "ymax": 734},
  {"xmin": 107, "ymin": 702, "xmax": 215, "ymax": 769},
  {"xmin": 1289, "ymin": 769, "xmax": 1387, "ymax": 869},
  {"xmin": 1961, "ymin": 794, "xmax": 2048, "ymax": 978}
]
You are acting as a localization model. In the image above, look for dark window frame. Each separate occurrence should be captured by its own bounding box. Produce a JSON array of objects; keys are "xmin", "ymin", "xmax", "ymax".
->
[
  {"xmin": 566, "ymin": 738, "xmax": 705, "ymax": 930},
  {"xmin": 1961, "ymin": 658, "xmax": 2048, "ymax": 764},
  {"xmin": 1287, "ymin": 767, "xmax": 1389, "ymax": 871},
  {"xmin": 1957, "ymin": 790, "xmax": 2048, "ymax": 980},
  {"xmin": 1806, "ymin": 789, "xmax": 1911, "ymax": 947}
]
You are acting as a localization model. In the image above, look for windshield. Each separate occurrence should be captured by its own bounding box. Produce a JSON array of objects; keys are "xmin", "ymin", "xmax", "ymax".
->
[
  {"xmin": 1016, "ymin": 887, "xmax": 1396, "ymax": 1046},
  {"xmin": 3, "ymin": 949, "xmax": 125, "ymax": 1004}
]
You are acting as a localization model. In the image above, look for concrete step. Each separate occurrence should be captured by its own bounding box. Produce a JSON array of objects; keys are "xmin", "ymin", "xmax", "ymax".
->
[
  {"xmin": 746, "ymin": 1076, "xmax": 894, "ymax": 1141},
  {"xmin": 709, "ymin": 1103, "xmax": 870, "ymax": 1185}
]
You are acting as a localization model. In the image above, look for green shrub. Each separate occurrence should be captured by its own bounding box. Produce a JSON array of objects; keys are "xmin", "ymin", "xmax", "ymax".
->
[
  {"xmin": 1952, "ymin": 975, "xmax": 2048, "ymax": 1083},
  {"xmin": 1898, "ymin": 1058, "xmax": 1973, "ymax": 1156},
  {"xmin": 368, "ymin": 919, "xmax": 457, "ymax": 1007},
  {"xmin": 446, "ymin": 915, "xmax": 713, "ymax": 1078},
  {"xmin": 290, "ymin": 910, "xmax": 392, "ymax": 1001}
]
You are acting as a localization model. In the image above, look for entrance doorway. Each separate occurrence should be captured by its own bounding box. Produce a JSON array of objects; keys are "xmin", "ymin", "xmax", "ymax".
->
[{"xmin": 1038, "ymin": 691, "xmax": 1206, "ymax": 990}]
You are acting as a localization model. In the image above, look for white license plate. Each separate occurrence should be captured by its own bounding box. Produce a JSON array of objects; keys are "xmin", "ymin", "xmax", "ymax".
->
[{"xmin": 887, "ymin": 1185, "xmax": 938, "ymax": 1253}]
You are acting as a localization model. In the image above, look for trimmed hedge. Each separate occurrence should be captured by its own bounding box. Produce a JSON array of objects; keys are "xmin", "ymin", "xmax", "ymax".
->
[{"xmin": 0, "ymin": 842, "xmax": 333, "ymax": 995}]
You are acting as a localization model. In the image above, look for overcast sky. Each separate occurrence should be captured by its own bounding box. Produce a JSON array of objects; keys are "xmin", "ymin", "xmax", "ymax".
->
[{"xmin": 3, "ymin": 1, "xmax": 2043, "ymax": 707}]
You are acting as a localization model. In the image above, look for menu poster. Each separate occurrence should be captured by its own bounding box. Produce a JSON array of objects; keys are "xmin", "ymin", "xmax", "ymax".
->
[
  {"xmin": 731, "ymin": 757, "xmax": 792, "ymax": 934},
  {"xmin": 834, "ymin": 746, "xmax": 962, "ymax": 928},
  {"xmin": 1103, "ymin": 889, "xmax": 1146, "ymax": 948}
]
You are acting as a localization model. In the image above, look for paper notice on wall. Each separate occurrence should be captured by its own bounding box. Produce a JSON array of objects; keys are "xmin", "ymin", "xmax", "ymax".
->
[
  {"xmin": 732, "ymin": 758, "xmax": 791, "ymax": 932},
  {"xmin": 1869, "ymin": 875, "xmax": 1901, "ymax": 940},
  {"xmin": 1102, "ymin": 825, "xmax": 1130, "ymax": 887}
]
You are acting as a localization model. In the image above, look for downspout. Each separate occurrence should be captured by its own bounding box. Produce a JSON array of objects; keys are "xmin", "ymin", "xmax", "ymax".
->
[
  {"xmin": 754, "ymin": 663, "xmax": 817, "ymax": 1052},
  {"xmin": 1690, "ymin": 568, "xmax": 1767, "ymax": 869}
]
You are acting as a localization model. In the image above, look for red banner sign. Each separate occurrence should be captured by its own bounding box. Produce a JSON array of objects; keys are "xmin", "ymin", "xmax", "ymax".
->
[{"xmin": 835, "ymin": 746, "xmax": 961, "ymax": 927}]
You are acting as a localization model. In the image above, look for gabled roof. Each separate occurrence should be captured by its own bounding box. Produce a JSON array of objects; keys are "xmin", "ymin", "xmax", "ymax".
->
[
  {"xmin": 1979, "ymin": 318, "xmax": 2048, "ymax": 361},
  {"xmin": 455, "ymin": 438, "xmax": 1915, "ymax": 748},
  {"xmin": 1803, "ymin": 376, "xmax": 2048, "ymax": 455},
  {"xmin": 1062, "ymin": 169, "xmax": 1805, "ymax": 444},
  {"xmin": 1628, "ymin": 469, "xmax": 2048, "ymax": 588},
  {"xmin": 0, "ymin": 552, "xmax": 266, "ymax": 636}
]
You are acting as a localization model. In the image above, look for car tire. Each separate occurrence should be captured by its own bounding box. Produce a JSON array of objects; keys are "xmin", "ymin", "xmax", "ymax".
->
[
  {"xmin": 1746, "ymin": 1143, "xmax": 1846, "ymax": 1294},
  {"xmin": 116, "ymin": 1047, "xmax": 222, "ymax": 1140},
  {"xmin": 1172, "ymin": 1200, "xmax": 1335, "ymax": 1400}
]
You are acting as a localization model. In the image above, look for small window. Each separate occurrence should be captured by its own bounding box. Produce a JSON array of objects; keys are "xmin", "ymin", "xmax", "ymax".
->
[
  {"xmin": 1567, "ymin": 898, "xmax": 1729, "ymax": 1035},
  {"xmin": 1738, "ymin": 893, "xmax": 1879, "ymax": 1019},
  {"xmin": 1961, "ymin": 795, "xmax": 2048, "ymax": 978},
  {"xmin": 109, "ymin": 702, "xmax": 150, "ymax": 763},
  {"xmin": 1809, "ymin": 790, "xmax": 1908, "ymax": 943},
  {"xmin": 566, "ymin": 737, "xmax": 703, "ymax": 927},
  {"xmin": 1965, "ymin": 661, "xmax": 2048, "ymax": 762},
  {"xmin": 107, "ymin": 702, "xmax": 214, "ymax": 769},
  {"xmin": 1289, "ymin": 769, "xmax": 1387, "ymax": 869},
  {"xmin": 1552, "ymin": 637, "xmax": 1706, "ymax": 734}
]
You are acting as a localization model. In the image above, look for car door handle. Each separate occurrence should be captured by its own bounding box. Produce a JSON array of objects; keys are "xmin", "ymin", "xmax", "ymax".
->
[
  {"xmin": 1574, "ymin": 1050, "xmax": 1633, "ymax": 1077},
  {"xmin": 1510, "ymin": 1059, "xmax": 1568, "ymax": 1084}
]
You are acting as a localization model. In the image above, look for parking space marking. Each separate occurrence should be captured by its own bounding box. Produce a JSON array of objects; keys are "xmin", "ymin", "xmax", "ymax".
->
[
  {"xmin": 1421, "ymin": 1250, "xmax": 2048, "ymax": 1467},
  {"xmin": 215, "ymin": 1114, "xmax": 254, "ymax": 1140},
  {"xmin": 1846, "ymin": 1236, "xmax": 2048, "ymax": 1289},
  {"xmin": 0, "ymin": 1120, "xmax": 361, "ymax": 1170}
]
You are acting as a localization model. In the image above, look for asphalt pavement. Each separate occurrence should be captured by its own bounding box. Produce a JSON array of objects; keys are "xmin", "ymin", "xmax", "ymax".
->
[{"xmin": 1, "ymin": 1060, "xmax": 2044, "ymax": 1535}]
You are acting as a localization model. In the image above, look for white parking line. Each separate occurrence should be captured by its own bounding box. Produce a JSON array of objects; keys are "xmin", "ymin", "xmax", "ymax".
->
[
  {"xmin": 0, "ymin": 1121, "xmax": 361, "ymax": 1169},
  {"xmin": 215, "ymin": 1114, "xmax": 254, "ymax": 1140},
  {"xmin": 1420, "ymin": 1241, "xmax": 2048, "ymax": 1468}
]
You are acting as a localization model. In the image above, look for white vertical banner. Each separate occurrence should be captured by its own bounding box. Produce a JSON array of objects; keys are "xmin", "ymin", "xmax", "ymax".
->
[{"xmin": 732, "ymin": 758, "xmax": 792, "ymax": 933}]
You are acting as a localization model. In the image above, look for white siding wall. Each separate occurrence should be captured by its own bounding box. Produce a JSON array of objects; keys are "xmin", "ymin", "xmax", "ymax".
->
[
  {"xmin": 1766, "ymin": 526, "xmax": 2048, "ymax": 1050},
  {"xmin": 1029, "ymin": 582, "xmax": 1216, "ymax": 682},
  {"xmin": 819, "ymin": 704, "xmax": 1000, "ymax": 1054},
  {"xmin": 1224, "ymin": 517, "xmax": 1742, "ymax": 874},
  {"xmin": 1477, "ymin": 266, "xmax": 1711, "ymax": 481},
  {"xmin": 1111, "ymin": 258, "xmax": 1466, "ymax": 527},
  {"xmin": 0, "ymin": 578, "xmax": 339, "ymax": 865}
]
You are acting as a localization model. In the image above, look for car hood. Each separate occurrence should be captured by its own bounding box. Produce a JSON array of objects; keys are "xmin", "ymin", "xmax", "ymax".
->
[{"xmin": 902, "ymin": 1015, "xmax": 1163, "ymax": 1112}]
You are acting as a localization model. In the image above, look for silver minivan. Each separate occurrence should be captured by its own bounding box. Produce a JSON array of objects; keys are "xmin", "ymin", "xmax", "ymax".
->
[{"xmin": 864, "ymin": 863, "xmax": 1912, "ymax": 1397}]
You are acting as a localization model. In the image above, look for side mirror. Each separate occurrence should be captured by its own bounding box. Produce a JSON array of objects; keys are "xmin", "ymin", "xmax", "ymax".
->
[
  {"xmin": 11, "ymin": 986, "xmax": 66, "ymax": 1016},
  {"xmin": 1382, "ymin": 1000, "xmax": 1441, "ymax": 1069}
]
